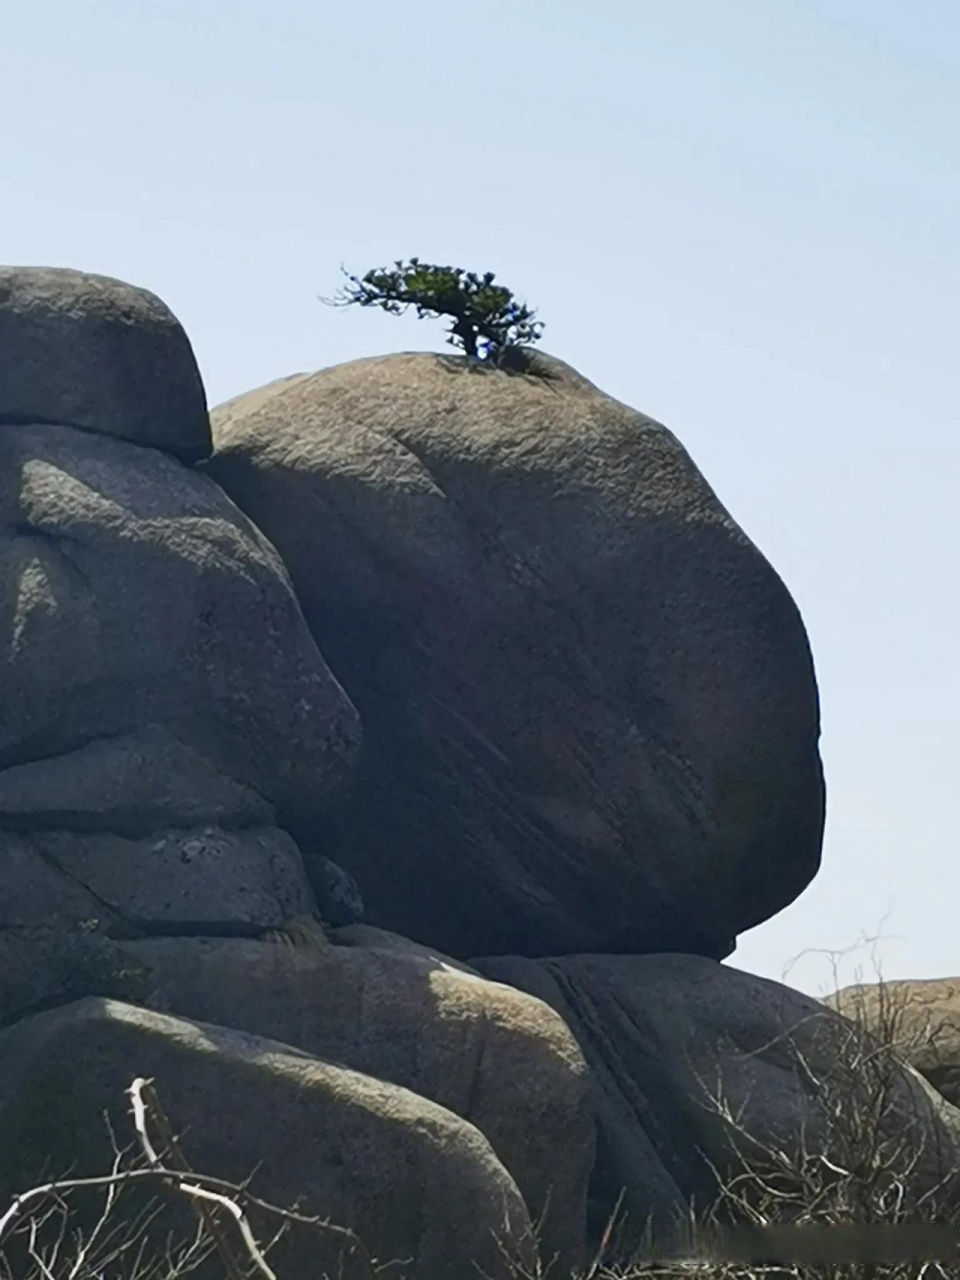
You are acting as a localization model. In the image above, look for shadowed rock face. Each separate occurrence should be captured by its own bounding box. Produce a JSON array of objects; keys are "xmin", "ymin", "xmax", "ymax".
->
[
  {"xmin": 106, "ymin": 931, "xmax": 595, "ymax": 1274},
  {"xmin": 0, "ymin": 998, "xmax": 536, "ymax": 1280},
  {"xmin": 208, "ymin": 351, "xmax": 824, "ymax": 959},
  {"xmin": 0, "ymin": 266, "xmax": 210, "ymax": 461},
  {"xmin": 0, "ymin": 268, "xmax": 362, "ymax": 1025},
  {"xmin": 0, "ymin": 424, "xmax": 359, "ymax": 824},
  {"xmin": 475, "ymin": 953, "xmax": 960, "ymax": 1251}
]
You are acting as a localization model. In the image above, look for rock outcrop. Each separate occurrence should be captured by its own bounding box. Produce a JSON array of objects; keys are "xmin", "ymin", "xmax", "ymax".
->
[
  {"xmin": 2, "ymin": 266, "xmax": 859, "ymax": 1277},
  {"xmin": 0, "ymin": 998, "xmax": 535, "ymax": 1280},
  {"xmin": 108, "ymin": 930, "xmax": 594, "ymax": 1272},
  {"xmin": 476, "ymin": 953, "xmax": 960, "ymax": 1247},
  {"xmin": 207, "ymin": 351, "xmax": 824, "ymax": 959},
  {"xmin": 829, "ymin": 978, "xmax": 960, "ymax": 1108},
  {"xmin": 0, "ymin": 268, "xmax": 363, "ymax": 1033},
  {"xmin": 0, "ymin": 424, "xmax": 359, "ymax": 827},
  {"xmin": 0, "ymin": 266, "xmax": 210, "ymax": 461},
  {"xmin": 1, "ymin": 269, "xmax": 604, "ymax": 1278}
]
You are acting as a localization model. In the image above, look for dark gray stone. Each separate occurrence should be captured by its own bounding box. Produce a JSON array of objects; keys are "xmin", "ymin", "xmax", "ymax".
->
[
  {"xmin": 0, "ymin": 822, "xmax": 317, "ymax": 1024},
  {"xmin": 309, "ymin": 853, "xmax": 364, "ymax": 925},
  {"xmin": 0, "ymin": 266, "xmax": 210, "ymax": 461},
  {"xmin": 30, "ymin": 825, "xmax": 315, "ymax": 932},
  {"xmin": 0, "ymin": 725, "xmax": 275, "ymax": 834},
  {"xmin": 476, "ymin": 953, "xmax": 960, "ymax": 1251},
  {"xmin": 208, "ymin": 351, "xmax": 824, "ymax": 958},
  {"xmin": 0, "ymin": 423, "xmax": 360, "ymax": 830},
  {"xmin": 1, "ymin": 834, "xmax": 106, "ymax": 931},
  {"xmin": 114, "ymin": 933, "xmax": 593, "ymax": 1273},
  {"xmin": 0, "ymin": 998, "xmax": 534, "ymax": 1280},
  {"xmin": 0, "ymin": 927, "xmax": 152, "ymax": 1028}
]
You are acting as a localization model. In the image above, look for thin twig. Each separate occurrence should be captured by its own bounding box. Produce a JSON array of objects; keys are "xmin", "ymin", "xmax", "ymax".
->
[
  {"xmin": 129, "ymin": 1078, "xmax": 246, "ymax": 1280},
  {"xmin": 180, "ymin": 1184, "xmax": 276, "ymax": 1280}
]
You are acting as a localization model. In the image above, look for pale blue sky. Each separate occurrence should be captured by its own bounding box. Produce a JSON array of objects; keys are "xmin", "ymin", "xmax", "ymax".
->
[{"xmin": 4, "ymin": 1, "xmax": 957, "ymax": 995}]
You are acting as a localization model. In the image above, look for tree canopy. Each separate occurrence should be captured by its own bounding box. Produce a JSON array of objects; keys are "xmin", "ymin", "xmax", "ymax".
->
[{"xmin": 326, "ymin": 259, "xmax": 544, "ymax": 362}]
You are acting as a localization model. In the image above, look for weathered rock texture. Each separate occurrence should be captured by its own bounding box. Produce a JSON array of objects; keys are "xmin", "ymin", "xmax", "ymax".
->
[
  {"xmin": 1, "ymin": 302, "xmax": 363, "ymax": 1026},
  {"xmin": 0, "ymin": 266, "xmax": 841, "ymax": 1277},
  {"xmin": 107, "ymin": 930, "xmax": 593, "ymax": 1272},
  {"xmin": 0, "ymin": 424, "xmax": 358, "ymax": 820},
  {"xmin": 208, "ymin": 352, "xmax": 824, "ymax": 959},
  {"xmin": 0, "ymin": 266, "xmax": 210, "ymax": 461},
  {"xmin": 329, "ymin": 921, "xmax": 483, "ymax": 972},
  {"xmin": 829, "ymin": 978, "xmax": 960, "ymax": 1107},
  {"xmin": 0, "ymin": 998, "xmax": 535, "ymax": 1280},
  {"xmin": 476, "ymin": 953, "xmax": 960, "ymax": 1247},
  {"xmin": 4, "ymin": 827, "xmax": 315, "ymax": 935}
]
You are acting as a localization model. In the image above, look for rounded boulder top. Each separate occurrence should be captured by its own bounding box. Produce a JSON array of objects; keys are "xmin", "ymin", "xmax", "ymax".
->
[
  {"xmin": 0, "ymin": 265, "xmax": 210, "ymax": 461},
  {"xmin": 209, "ymin": 350, "xmax": 825, "ymax": 960}
]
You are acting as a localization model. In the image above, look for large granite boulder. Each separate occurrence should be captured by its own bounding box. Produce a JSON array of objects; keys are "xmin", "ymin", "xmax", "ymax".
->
[
  {"xmin": 0, "ymin": 270, "xmax": 362, "ymax": 1026},
  {"xmin": 476, "ymin": 953, "xmax": 960, "ymax": 1249},
  {"xmin": 829, "ymin": 978, "xmax": 960, "ymax": 1107},
  {"xmin": 207, "ymin": 351, "xmax": 824, "ymax": 959},
  {"xmin": 0, "ymin": 926, "xmax": 593, "ymax": 1271},
  {"xmin": 0, "ymin": 266, "xmax": 210, "ymax": 461},
  {"xmin": 98, "ymin": 928, "xmax": 594, "ymax": 1273},
  {"xmin": 0, "ymin": 998, "xmax": 534, "ymax": 1280},
  {"xmin": 0, "ymin": 423, "xmax": 358, "ymax": 818}
]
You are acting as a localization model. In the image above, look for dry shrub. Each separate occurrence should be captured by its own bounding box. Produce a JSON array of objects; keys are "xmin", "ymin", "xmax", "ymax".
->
[
  {"xmin": 0, "ymin": 1079, "xmax": 383, "ymax": 1280},
  {"xmin": 5, "ymin": 957, "xmax": 960, "ymax": 1280},
  {"xmin": 592, "ymin": 955, "xmax": 960, "ymax": 1280}
]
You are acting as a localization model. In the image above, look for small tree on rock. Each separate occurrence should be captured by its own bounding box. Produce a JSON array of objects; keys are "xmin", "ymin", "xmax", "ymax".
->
[{"xmin": 325, "ymin": 259, "xmax": 544, "ymax": 363}]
